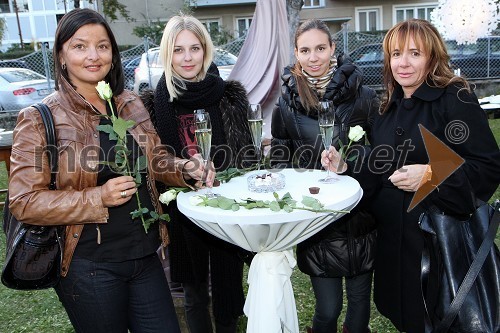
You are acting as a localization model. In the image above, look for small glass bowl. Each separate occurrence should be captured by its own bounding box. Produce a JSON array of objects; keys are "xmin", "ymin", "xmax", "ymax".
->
[{"xmin": 247, "ymin": 173, "xmax": 286, "ymax": 193}]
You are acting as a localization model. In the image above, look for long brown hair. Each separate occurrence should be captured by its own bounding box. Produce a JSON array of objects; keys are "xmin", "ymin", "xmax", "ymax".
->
[
  {"xmin": 53, "ymin": 8, "xmax": 124, "ymax": 94},
  {"xmin": 291, "ymin": 19, "xmax": 334, "ymax": 112},
  {"xmin": 380, "ymin": 18, "xmax": 469, "ymax": 113}
]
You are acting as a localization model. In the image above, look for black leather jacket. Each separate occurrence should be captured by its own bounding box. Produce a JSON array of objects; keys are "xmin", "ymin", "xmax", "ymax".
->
[{"xmin": 270, "ymin": 56, "xmax": 379, "ymax": 277}]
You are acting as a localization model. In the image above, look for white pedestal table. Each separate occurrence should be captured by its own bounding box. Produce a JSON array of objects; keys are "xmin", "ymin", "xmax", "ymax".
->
[{"xmin": 177, "ymin": 168, "xmax": 363, "ymax": 333}]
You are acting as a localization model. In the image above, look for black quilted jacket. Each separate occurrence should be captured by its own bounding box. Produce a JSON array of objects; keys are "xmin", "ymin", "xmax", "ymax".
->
[{"xmin": 271, "ymin": 56, "xmax": 379, "ymax": 277}]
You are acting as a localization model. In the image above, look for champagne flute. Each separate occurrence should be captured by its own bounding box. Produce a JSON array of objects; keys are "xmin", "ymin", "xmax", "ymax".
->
[
  {"xmin": 247, "ymin": 104, "xmax": 263, "ymax": 170},
  {"xmin": 194, "ymin": 109, "xmax": 218, "ymax": 198},
  {"xmin": 318, "ymin": 101, "xmax": 338, "ymax": 183}
]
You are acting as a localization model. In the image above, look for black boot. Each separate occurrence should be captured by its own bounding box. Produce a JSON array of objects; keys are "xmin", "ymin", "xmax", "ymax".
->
[{"xmin": 342, "ymin": 323, "xmax": 372, "ymax": 333}]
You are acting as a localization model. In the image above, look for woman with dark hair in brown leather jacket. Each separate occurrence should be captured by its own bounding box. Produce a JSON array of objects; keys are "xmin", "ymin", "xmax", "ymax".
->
[{"xmin": 7, "ymin": 8, "xmax": 211, "ymax": 333}]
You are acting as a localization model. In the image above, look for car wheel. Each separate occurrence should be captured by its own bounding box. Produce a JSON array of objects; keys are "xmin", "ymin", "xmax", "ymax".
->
[
  {"xmin": 125, "ymin": 78, "xmax": 134, "ymax": 90},
  {"xmin": 138, "ymin": 83, "xmax": 149, "ymax": 94}
]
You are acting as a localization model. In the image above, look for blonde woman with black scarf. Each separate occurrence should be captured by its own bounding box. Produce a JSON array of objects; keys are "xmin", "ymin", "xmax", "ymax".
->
[{"xmin": 145, "ymin": 14, "xmax": 254, "ymax": 333}]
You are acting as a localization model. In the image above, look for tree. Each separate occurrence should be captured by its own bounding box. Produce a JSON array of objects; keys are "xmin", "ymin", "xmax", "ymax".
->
[
  {"xmin": 133, "ymin": 18, "xmax": 165, "ymax": 45},
  {"xmin": 132, "ymin": 1, "xmax": 192, "ymax": 43},
  {"xmin": 71, "ymin": 0, "xmax": 132, "ymax": 22},
  {"xmin": 286, "ymin": 0, "xmax": 303, "ymax": 63},
  {"xmin": 0, "ymin": 18, "xmax": 5, "ymax": 46}
]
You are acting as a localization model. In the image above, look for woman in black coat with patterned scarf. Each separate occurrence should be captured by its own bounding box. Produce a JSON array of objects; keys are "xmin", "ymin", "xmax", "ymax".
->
[
  {"xmin": 270, "ymin": 19, "xmax": 379, "ymax": 333},
  {"xmin": 148, "ymin": 14, "xmax": 253, "ymax": 333}
]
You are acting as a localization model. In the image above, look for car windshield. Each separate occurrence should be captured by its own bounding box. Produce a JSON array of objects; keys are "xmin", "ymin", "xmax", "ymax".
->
[
  {"xmin": 215, "ymin": 51, "xmax": 237, "ymax": 66},
  {"xmin": 0, "ymin": 69, "xmax": 45, "ymax": 83}
]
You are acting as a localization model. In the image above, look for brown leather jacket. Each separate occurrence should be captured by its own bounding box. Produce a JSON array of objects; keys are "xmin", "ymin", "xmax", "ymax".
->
[{"xmin": 8, "ymin": 77, "xmax": 192, "ymax": 277}]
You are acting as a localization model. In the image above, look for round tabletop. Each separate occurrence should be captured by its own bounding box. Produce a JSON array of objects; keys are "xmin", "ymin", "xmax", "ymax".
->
[{"xmin": 177, "ymin": 168, "xmax": 363, "ymax": 225}]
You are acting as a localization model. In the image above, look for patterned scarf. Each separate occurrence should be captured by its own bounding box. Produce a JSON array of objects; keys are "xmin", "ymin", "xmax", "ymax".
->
[{"xmin": 302, "ymin": 58, "xmax": 338, "ymax": 96}]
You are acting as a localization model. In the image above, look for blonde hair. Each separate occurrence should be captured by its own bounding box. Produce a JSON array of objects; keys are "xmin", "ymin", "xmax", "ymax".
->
[
  {"xmin": 381, "ymin": 18, "xmax": 470, "ymax": 113},
  {"xmin": 159, "ymin": 14, "xmax": 214, "ymax": 101}
]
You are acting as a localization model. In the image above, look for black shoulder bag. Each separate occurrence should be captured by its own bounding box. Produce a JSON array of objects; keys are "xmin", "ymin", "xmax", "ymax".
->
[
  {"xmin": 419, "ymin": 199, "xmax": 500, "ymax": 333},
  {"xmin": 1, "ymin": 103, "xmax": 63, "ymax": 290}
]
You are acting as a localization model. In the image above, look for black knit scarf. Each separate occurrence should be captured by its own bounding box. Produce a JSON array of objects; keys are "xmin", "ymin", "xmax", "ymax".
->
[{"xmin": 153, "ymin": 63, "xmax": 226, "ymax": 160}]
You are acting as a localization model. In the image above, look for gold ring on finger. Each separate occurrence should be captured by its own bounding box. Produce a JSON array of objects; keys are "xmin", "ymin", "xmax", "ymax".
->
[{"xmin": 120, "ymin": 190, "xmax": 127, "ymax": 198}]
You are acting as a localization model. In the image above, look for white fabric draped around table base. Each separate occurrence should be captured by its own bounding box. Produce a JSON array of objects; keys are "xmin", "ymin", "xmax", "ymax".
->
[{"xmin": 244, "ymin": 250, "xmax": 298, "ymax": 333}]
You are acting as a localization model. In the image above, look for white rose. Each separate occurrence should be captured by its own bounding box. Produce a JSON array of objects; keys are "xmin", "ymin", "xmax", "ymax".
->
[
  {"xmin": 96, "ymin": 81, "xmax": 113, "ymax": 101},
  {"xmin": 189, "ymin": 195, "xmax": 204, "ymax": 206},
  {"xmin": 159, "ymin": 189, "xmax": 177, "ymax": 205},
  {"xmin": 348, "ymin": 125, "xmax": 365, "ymax": 142}
]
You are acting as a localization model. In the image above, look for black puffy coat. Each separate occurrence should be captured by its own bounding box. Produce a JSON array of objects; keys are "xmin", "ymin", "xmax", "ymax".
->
[{"xmin": 270, "ymin": 56, "xmax": 379, "ymax": 277}]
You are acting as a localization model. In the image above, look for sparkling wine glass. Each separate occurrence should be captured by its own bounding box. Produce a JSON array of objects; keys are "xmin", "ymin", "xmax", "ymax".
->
[
  {"xmin": 247, "ymin": 104, "xmax": 263, "ymax": 170},
  {"xmin": 194, "ymin": 109, "xmax": 218, "ymax": 198},
  {"xmin": 318, "ymin": 101, "xmax": 338, "ymax": 183}
]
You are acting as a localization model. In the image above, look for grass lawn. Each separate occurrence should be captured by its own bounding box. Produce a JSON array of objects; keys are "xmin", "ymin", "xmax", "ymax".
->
[{"xmin": 1, "ymin": 119, "xmax": 499, "ymax": 333}]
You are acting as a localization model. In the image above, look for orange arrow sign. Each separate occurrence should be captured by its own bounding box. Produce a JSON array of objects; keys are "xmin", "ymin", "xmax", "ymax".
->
[{"xmin": 407, "ymin": 124, "xmax": 465, "ymax": 212}]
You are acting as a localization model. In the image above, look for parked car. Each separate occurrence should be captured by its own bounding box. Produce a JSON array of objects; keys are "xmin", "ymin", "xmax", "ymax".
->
[
  {"xmin": 0, "ymin": 59, "xmax": 31, "ymax": 70},
  {"xmin": 0, "ymin": 68, "xmax": 55, "ymax": 111},
  {"xmin": 349, "ymin": 43, "xmax": 384, "ymax": 86},
  {"xmin": 349, "ymin": 37, "xmax": 500, "ymax": 86},
  {"xmin": 121, "ymin": 55, "xmax": 141, "ymax": 90},
  {"xmin": 448, "ymin": 37, "xmax": 500, "ymax": 78},
  {"xmin": 133, "ymin": 47, "xmax": 238, "ymax": 93}
]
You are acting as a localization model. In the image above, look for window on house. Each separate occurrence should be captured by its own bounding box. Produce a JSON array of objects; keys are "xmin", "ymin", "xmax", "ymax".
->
[
  {"xmin": 0, "ymin": 0, "xmax": 10, "ymax": 13},
  {"xmin": 395, "ymin": 4, "xmax": 437, "ymax": 22},
  {"xmin": 356, "ymin": 8, "xmax": 380, "ymax": 32},
  {"xmin": 13, "ymin": 0, "xmax": 29, "ymax": 12},
  {"xmin": 0, "ymin": 0, "xmax": 29, "ymax": 13},
  {"xmin": 201, "ymin": 19, "xmax": 221, "ymax": 35},
  {"xmin": 236, "ymin": 17, "xmax": 252, "ymax": 38},
  {"xmin": 303, "ymin": 0, "xmax": 324, "ymax": 8}
]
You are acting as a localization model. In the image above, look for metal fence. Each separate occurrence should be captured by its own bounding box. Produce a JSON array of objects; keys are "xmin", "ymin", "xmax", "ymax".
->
[{"xmin": 2, "ymin": 25, "xmax": 500, "ymax": 113}]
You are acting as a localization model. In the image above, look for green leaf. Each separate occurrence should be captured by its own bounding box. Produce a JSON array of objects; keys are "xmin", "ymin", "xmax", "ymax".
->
[
  {"xmin": 283, "ymin": 204, "xmax": 293, "ymax": 213},
  {"xmin": 130, "ymin": 209, "xmax": 142, "ymax": 219},
  {"xmin": 207, "ymin": 198, "xmax": 219, "ymax": 208},
  {"xmin": 231, "ymin": 204, "xmax": 240, "ymax": 211},
  {"xmin": 302, "ymin": 196, "xmax": 319, "ymax": 208},
  {"xmin": 218, "ymin": 197, "xmax": 236, "ymax": 210},
  {"xmin": 142, "ymin": 217, "xmax": 155, "ymax": 233},
  {"xmin": 269, "ymin": 201, "xmax": 280, "ymax": 212},
  {"xmin": 135, "ymin": 155, "xmax": 147, "ymax": 172},
  {"xmin": 133, "ymin": 170, "xmax": 142, "ymax": 185},
  {"xmin": 242, "ymin": 202, "xmax": 258, "ymax": 209},
  {"xmin": 159, "ymin": 213, "xmax": 170, "ymax": 222},
  {"xmin": 255, "ymin": 200, "xmax": 267, "ymax": 208},
  {"xmin": 113, "ymin": 117, "xmax": 136, "ymax": 139},
  {"xmin": 215, "ymin": 165, "xmax": 257, "ymax": 183},
  {"xmin": 96, "ymin": 124, "xmax": 118, "ymax": 141}
]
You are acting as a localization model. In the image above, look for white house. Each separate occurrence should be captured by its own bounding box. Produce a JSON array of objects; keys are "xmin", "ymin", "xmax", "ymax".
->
[{"xmin": 0, "ymin": 0, "xmax": 97, "ymax": 51}]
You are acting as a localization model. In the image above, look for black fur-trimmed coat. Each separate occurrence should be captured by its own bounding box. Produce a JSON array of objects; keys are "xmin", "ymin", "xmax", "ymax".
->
[{"xmin": 142, "ymin": 67, "xmax": 253, "ymax": 321}]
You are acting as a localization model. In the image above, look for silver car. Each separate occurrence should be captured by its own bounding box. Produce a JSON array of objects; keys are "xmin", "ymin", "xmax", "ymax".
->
[
  {"xmin": 0, "ymin": 68, "xmax": 55, "ymax": 111},
  {"xmin": 133, "ymin": 48, "xmax": 237, "ymax": 94}
]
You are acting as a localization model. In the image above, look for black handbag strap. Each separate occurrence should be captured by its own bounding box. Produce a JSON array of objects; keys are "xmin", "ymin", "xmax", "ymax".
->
[
  {"xmin": 31, "ymin": 103, "xmax": 57, "ymax": 190},
  {"xmin": 422, "ymin": 201, "xmax": 500, "ymax": 332}
]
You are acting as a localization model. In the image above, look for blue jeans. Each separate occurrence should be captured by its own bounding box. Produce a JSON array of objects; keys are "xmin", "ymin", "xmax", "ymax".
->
[
  {"xmin": 54, "ymin": 254, "xmax": 181, "ymax": 333},
  {"xmin": 311, "ymin": 272, "xmax": 373, "ymax": 333}
]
